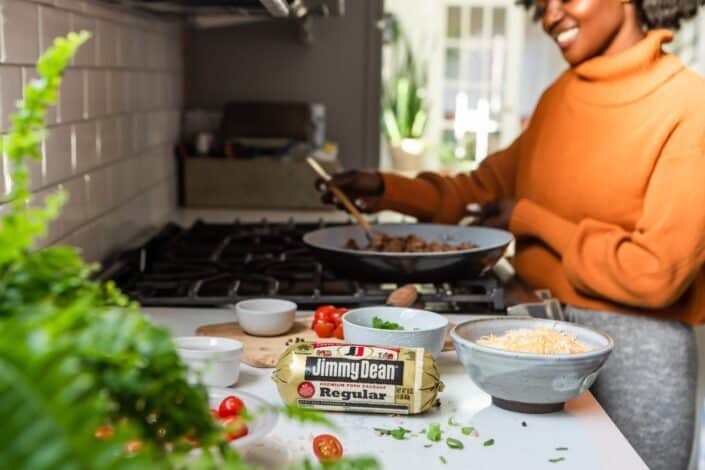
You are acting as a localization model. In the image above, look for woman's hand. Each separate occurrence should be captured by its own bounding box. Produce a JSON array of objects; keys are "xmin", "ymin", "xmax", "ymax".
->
[
  {"xmin": 468, "ymin": 199, "xmax": 517, "ymax": 230},
  {"xmin": 315, "ymin": 170, "xmax": 384, "ymax": 213}
]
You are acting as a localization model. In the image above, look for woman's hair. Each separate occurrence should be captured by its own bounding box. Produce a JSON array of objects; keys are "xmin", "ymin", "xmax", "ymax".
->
[{"xmin": 518, "ymin": 0, "xmax": 704, "ymax": 30}]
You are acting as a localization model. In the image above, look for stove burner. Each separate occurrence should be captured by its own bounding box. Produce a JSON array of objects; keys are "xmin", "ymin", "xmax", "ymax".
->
[{"xmin": 99, "ymin": 220, "xmax": 505, "ymax": 313}]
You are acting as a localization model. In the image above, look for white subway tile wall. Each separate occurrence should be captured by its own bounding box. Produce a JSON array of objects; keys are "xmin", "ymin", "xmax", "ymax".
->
[{"xmin": 0, "ymin": 0, "xmax": 182, "ymax": 262}]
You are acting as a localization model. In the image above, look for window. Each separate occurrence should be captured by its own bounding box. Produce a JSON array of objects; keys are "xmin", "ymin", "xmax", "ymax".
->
[
  {"xmin": 667, "ymin": 18, "xmax": 698, "ymax": 67},
  {"xmin": 438, "ymin": 1, "xmax": 525, "ymax": 170},
  {"xmin": 666, "ymin": 15, "xmax": 705, "ymax": 73}
]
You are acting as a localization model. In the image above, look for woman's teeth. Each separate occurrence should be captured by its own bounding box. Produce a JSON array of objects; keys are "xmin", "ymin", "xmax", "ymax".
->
[{"xmin": 556, "ymin": 27, "xmax": 579, "ymax": 47}]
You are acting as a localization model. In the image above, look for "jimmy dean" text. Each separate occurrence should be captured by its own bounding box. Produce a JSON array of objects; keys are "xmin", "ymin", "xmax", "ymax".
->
[{"xmin": 304, "ymin": 357, "xmax": 404, "ymax": 385}]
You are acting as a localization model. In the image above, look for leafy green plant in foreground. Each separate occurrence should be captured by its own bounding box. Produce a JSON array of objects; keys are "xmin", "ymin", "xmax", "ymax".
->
[{"xmin": 0, "ymin": 32, "xmax": 377, "ymax": 470}]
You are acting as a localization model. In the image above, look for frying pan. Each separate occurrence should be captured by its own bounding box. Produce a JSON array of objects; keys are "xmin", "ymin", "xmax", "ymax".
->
[{"xmin": 303, "ymin": 224, "xmax": 514, "ymax": 283}]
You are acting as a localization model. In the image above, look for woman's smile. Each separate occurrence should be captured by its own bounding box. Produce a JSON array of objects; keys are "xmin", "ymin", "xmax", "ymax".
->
[{"xmin": 553, "ymin": 25, "xmax": 580, "ymax": 49}]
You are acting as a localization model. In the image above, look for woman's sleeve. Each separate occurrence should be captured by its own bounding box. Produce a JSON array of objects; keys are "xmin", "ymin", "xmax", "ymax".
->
[
  {"xmin": 509, "ymin": 123, "xmax": 705, "ymax": 309},
  {"xmin": 376, "ymin": 134, "xmax": 523, "ymax": 224}
]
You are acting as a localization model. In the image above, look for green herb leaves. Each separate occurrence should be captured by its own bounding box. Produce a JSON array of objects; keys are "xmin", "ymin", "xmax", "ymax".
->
[
  {"xmin": 371, "ymin": 316, "xmax": 404, "ymax": 330},
  {"xmin": 374, "ymin": 427, "xmax": 411, "ymax": 440},
  {"xmin": 0, "ymin": 31, "xmax": 378, "ymax": 470},
  {"xmin": 0, "ymin": 31, "xmax": 90, "ymax": 264},
  {"xmin": 279, "ymin": 404, "xmax": 337, "ymax": 429}
]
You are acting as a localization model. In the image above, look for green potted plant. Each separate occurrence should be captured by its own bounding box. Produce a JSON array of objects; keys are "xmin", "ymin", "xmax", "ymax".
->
[
  {"xmin": 0, "ymin": 32, "xmax": 377, "ymax": 470},
  {"xmin": 382, "ymin": 14, "xmax": 428, "ymax": 173}
]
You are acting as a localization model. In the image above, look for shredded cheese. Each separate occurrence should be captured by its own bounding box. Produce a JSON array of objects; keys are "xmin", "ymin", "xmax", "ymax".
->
[{"xmin": 477, "ymin": 327, "xmax": 591, "ymax": 354}]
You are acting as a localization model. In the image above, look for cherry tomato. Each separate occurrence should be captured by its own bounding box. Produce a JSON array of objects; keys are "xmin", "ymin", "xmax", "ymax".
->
[
  {"xmin": 314, "ymin": 305, "xmax": 337, "ymax": 322},
  {"xmin": 125, "ymin": 439, "xmax": 143, "ymax": 453},
  {"xmin": 334, "ymin": 323, "xmax": 344, "ymax": 340},
  {"xmin": 313, "ymin": 321, "xmax": 335, "ymax": 338},
  {"xmin": 218, "ymin": 396, "xmax": 246, "ymax": 418},
  {"xmin": 95, "ymin": 425, "xmax": 113, "ymax": 440},
  {"xmin": 313, "ymin": 434, "xmax": 343, "ymax": 462},
  {"xmin": 221, "ymin": 416, "xmax": 249, "ymax": 442},
  {"xmin": 328, "ymin": 308, "xmax": 347, "ymax": 326}
]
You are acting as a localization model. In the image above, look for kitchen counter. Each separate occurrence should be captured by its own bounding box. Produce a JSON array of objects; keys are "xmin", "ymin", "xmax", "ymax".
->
[{"xmin": 144, "ymin": 306, "xmax": 648, "ymax": 469}]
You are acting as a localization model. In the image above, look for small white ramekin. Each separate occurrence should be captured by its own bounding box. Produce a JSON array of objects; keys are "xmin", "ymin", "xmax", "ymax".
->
[
  {"xmin": 174, "ymin": 336, "xmax": 243, "ymax": 387},
  {"xmin": 235, "ymin": 299, "xmax": 297, "ymax": 336}
]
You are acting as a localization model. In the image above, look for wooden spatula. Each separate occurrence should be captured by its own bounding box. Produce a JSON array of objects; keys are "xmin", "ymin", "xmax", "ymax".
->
[{"xmin": 306, "ymin": 157, "xmax": 375, "ymax": 241}]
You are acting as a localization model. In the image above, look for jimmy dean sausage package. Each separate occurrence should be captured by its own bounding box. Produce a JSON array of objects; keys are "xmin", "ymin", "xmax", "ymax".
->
[{"xmin": 272, "ymin": 342, "xmax": 444, "ymax": 415}]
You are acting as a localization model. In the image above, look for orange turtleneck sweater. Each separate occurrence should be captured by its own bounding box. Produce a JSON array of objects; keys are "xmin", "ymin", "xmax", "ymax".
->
[{"xmin": 377, "ymin": 30, "xmax": 705, "ymax": 325}]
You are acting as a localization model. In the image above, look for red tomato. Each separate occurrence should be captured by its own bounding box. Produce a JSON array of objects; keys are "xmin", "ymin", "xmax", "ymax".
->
[
  {"xmin": 218, "ymin": 396, "xmax": 246, "ymax": 418},
  {"xmin": 334, "ymin": 323, "xmax": 344, "ymax": 340},
  {"xmin": 184, "ymin": 435, "xmax": 199, "ymax": 447},
  {"xmin": 313, "ymin": 434, "xmax": 343, "ymax": 462},
  {"xmin": 95, "ymin": 425, "xmax": 113, "ymax": 440},
  {"xmin": 328, "ymin": 308, "xmax": 347, "ymax": 326},
  {"xmin": 125, "ymin": 440, "xmax": 143, "ymax": 453},
  {"xmin": 222, "ymin": 416, "xmax": 249, "ymax": 442},
  {"xmin": 313, "ymin": 321, "xmax": 335, "ymax": 338},
  {"xmin": 314, "ymin": 305, "xmax": 337, "ymax": 322}
]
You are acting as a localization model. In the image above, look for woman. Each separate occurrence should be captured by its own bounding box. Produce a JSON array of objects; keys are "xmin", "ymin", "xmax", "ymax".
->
[{"xmin": 319, "ymin": 1, "xmax": 705, "ymax": 469}]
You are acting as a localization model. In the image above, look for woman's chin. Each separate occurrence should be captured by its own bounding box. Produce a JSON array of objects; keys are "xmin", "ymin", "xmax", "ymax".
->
[{"xmin": 562, "ymin": 47, "xmax": 588, "ymax": 67}]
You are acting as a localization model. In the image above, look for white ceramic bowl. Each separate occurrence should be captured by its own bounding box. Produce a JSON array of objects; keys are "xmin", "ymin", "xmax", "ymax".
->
[
  {"xmin": 235, "ymin": 299, "xmax": 297, "ymax": 336},
  {"xmin": 451, "ymin": 317, "xmax": 614, "ymax": 413},
  {"xmin": 208, "ymin": 388, "xmax": 278, "ymax": 451},
  {"xmin": 175, "ymin": 336, "xmax": 243, "ymax": 387},
  {"xmin": 342, "ymin": 306, "xmax": 448, "ymax": 357}
]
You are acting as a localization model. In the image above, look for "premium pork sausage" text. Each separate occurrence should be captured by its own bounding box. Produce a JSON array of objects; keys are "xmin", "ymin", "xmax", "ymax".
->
[{"xmin": 272, "ymin": 342, "xmax": 444, "ymax": 415}]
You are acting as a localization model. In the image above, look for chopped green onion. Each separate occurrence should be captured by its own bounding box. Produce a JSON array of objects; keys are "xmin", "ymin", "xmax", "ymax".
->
[
  {"xmin": 446, "ymin": 437, "xmax": 464, "ymax": 450},
  {"xmin": 483, "ymin": 438, "xmax": 495, "ymax": 447},
  {"xmin": 555, "ymin": 447, "xmax": 568, "ymax": 451},
  {"xmin": 447, "ymin": 417, "xmax": 460, "ymax": 427},
  {"xmin": 424, "ymin": 444, "xmax": 432, "ymax": 448},
  {"xmin": 427, "ymin": 423, "xmax": 442, "ymax": 442},
  {"xmin": 439, "ymin": 456, "xmax": 447, "ymax": 464},
  {"xmin": 461, "ymin": 427, "xmax": 475, "ymax": 436},
  {"xmin": 549, "ymin": 457, "xmax": 566, "ymax": 463}
]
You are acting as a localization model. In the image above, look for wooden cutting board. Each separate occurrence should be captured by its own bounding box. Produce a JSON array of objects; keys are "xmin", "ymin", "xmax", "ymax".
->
[{"xmin": 196, "ymin": 316, "xmax": 455, "ymax": 368}]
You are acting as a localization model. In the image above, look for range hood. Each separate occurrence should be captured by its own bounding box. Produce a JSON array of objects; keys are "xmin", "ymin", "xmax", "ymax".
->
[{"xmin": 110, "ymin": 0, "xmax": 345, "ymax": 19}]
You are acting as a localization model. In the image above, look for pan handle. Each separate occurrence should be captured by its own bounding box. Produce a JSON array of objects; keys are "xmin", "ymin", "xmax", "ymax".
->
[{"xmin": 507, "ymin": 298, "xmax": 564, "ymax": 321}]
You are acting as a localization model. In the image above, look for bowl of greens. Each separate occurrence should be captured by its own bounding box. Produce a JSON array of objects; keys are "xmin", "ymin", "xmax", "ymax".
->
[{"xmin": 342, "ymin": 307, "xmax": 448, "ymax": 357}]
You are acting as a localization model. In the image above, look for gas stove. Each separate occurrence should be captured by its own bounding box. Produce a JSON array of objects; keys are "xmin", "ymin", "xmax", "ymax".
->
[{"xmin": 99, "ymin": 220, "xmax": 505, "ymax": 313}]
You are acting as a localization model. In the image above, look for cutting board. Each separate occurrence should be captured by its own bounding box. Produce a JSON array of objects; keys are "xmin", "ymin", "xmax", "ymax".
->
[
  {"xmin": 196, "ymin": 317, "xmax": 343, "ymax": 367},
  {"xmin": 196, "ymin": 316, "xmax": 455, "ymax": 368}
]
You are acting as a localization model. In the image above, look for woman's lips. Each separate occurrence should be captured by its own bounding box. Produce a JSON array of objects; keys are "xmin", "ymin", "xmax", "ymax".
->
[{"xmin": 554, "ymin": 27, "xmax": 579, "ymax": 49}]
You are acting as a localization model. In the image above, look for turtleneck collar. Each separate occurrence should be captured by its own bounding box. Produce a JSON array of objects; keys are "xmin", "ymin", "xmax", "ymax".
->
[{"xmin": 565, "ymin": 29, "xmax": 684, "ymax": 105}]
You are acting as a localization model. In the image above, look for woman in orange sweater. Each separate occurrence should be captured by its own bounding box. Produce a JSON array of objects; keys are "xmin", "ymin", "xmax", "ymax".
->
[{"xmin": 320, "ymin": 2, "xmax": 705, "ymax": 469}]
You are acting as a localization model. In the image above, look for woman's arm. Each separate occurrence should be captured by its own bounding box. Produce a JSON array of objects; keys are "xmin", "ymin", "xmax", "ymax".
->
[
  {"xmin": 510, "ymin": 126, "xmax": 705, "ymax": 309},
  {"xmin": 376, "ymin": 134, "xmax": 523, "ymax": 224}
]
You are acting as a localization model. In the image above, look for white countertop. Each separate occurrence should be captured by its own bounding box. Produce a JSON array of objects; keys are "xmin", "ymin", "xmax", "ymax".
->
[{"xmin": 144, "ymin": 307, "xmax": 648, "ymax": 470}]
